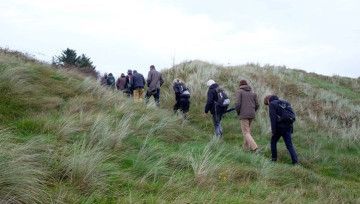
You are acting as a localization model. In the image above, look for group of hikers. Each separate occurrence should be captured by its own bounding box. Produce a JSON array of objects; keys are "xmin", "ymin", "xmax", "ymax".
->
[
  {"xmin": 204, "ymin": 79, "xmax": 298, "ymax": 165},
  {"xmin": 100, "ymin": 65, "xmax": 298, "ymax": 165},
  {"xmin": 100, "ymin": 65, "xmax": 164, "ymax": 106}
]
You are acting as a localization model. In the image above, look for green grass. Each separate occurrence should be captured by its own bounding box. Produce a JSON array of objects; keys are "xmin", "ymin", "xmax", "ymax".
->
[{"xmin": 0, "ymin": 50, "xmax": 359, "ymax": 203}]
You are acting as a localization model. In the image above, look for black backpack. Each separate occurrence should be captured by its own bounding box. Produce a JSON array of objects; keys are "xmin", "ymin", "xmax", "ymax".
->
[
  {"xmin": 216, "ymin": 87, "xmax": 230, "ymax": 108},
  {"xmin": 276, "ymin": 100, "xmax": 296, "ymax": 124},
  {"xmin": 107, "ymin": 76, "xmax": 115, "ymax": 86},
  {"xmin": 174, "ymin": 83, "xmax": 185, "ymax": 94}
]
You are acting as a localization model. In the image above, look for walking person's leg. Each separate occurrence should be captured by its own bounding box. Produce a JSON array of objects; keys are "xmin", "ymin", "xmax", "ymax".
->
[
  {"xmin": 133, "ymin": 89, "xmax": 140, "ymax": 102},
  {"xmin": 271, "ymin": 133, "xmax": 281, "ymax": 161},
  {"xmin": 212, "ymin": 113, "xmax": 221, "ymax": 137},
  {"xmin": 282, "ymin": 130, "xmax": 299, "ymax": 164},
  {"xmin": 154, "ymin": 88, "xmax": 160, "ymax": 107},
  {"xmin": 139, "ymin": 88, "xmax": 144, "ymax": 102},
  {"xmin": 240, "ymin": 119, "xmax": 258, "ymax": 151}
]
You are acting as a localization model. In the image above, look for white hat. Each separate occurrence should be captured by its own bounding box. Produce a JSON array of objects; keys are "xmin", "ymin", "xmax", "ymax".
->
[{"xmin": 206, "ymin": 79, "xmax": 215, "ymax": 87}]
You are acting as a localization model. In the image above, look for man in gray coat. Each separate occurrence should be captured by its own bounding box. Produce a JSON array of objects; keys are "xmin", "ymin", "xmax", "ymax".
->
[
  {"xmin": 145, "ymin": 65, "xmax": 164, "ymax": 106},
  {"xmin": 235, "ymin": 80, "xmax": 259, "ymax": 151}
]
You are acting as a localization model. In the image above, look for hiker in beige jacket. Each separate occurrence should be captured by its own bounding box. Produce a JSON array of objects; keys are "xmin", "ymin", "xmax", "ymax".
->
[{"xmin": 235, "ymin": 80, "xmax": 259, "ymax": 151}]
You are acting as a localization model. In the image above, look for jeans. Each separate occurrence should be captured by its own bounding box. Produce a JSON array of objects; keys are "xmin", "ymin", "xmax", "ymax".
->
[
  {"xmin": 212, "ymin": 111, "xmax": 224, "ymax": 137},
  {"xmin": 271, "ymin": 128, "xmax": 298, "ymax": 164}
]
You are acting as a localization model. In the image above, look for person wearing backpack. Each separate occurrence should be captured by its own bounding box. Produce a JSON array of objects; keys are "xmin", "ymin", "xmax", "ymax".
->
[
  {"xmin": 235, "ymin": 80, "xmax": 259, "ymax": 152},
  {"xmin": 131, "ymin": 70, "xmax": 146, "ymax": 102},
  {"xmin": 204, "ymin": 79, "xmax": 229, "ymax": 138},
  {"xmin": 125, "ymin": 69, "xmax": 133, "ymax": 97},
  {"xmin": 106, "ymin": 73, "xmax": 116, "ymax": 88},
  {"xmin": 264, "ymin": 95, "xmax": 299, "ymax": 165},
  {"xmin": 173, "ymin": 78, "xmax": 191, "ymax": 117}
]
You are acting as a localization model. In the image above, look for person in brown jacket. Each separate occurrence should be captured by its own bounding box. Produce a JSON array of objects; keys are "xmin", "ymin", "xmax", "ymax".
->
[
  {"xmin": 235, "ymin": 80, "xmax": 259, "ymax": 151},
  {"xmin": 145, "ymin": 65, "xmax": 164, "ymax": 106}
]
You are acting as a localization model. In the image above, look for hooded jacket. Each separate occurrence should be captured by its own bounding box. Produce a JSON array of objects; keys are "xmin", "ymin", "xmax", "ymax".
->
[
  {"xmin": 116, "ymin": 76, "xmax": 127, "ymax": 90},
  {"xmin": 147, "ymin": 68, "xmax": 164, "ymax": 92},
  {"xmin": 132, "ymin": 72, "xmax": 146, "ymax": 89},
  {"xmin": 205, "ymin": 83, "xmax": 222, "ymax": 114},
  {"xmin": 235, "ymin": 85, "xmax": 259, "ymax": 119},
  {"xmin": 269, "ymin": 95, "xmax": 293, "ymax": 134}
]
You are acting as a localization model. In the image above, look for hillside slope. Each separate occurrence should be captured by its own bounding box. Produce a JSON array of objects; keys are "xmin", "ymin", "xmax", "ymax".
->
[{"xmin": 0, "ymin": 50, "xmax": 359, "ymax": 203}]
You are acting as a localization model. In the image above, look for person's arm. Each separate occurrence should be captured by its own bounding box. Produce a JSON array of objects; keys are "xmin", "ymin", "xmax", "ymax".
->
[
  {"xmin": 142, "ymin": 75, "xmax": 145, "ymax": 86},
  {"xmin": 269, "ymin": 102, "xmax": 278, "ymax": 135},
  {"xmin": 160, "ymin": 74, "xmax": 164, "ymax": 87},
  {"xmin": 204, "ymin": 90, "xmax": 213, "ymax": 113},
  {"xmin": 254, "ymin": 94, "xmax": 259, "ymax": 112},
  {"xmin": 235, "ymin": 90, "xmax": 242, "ymax": 115},
  {"xmin": 147, "ymin": 72, "xmax": 152, "ymax": 87}
]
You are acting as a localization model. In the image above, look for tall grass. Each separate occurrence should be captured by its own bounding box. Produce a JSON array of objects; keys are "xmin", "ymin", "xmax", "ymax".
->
[
  {"xmin": 0, "ymin": 131, "xmax": 48, "ymax": 203},
  {"xmin": 1, "ymin": 50, "xmax": 359, "ymax": 203}
]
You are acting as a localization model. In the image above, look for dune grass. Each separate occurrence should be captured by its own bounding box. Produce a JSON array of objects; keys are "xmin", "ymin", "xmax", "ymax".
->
[{"xmin": 0, "ymin": 50, "xmax": 359, "ymax": 203}]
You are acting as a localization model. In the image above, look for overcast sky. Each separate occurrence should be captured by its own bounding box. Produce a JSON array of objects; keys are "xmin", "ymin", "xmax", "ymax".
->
[{"xmin": 1, "ymin": 0, "xmax": 359, "ymax": 78}]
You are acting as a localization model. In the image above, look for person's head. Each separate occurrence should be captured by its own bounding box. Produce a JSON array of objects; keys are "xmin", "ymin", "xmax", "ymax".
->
[
  {"xmin": 121, "ymin": 73, "xmax": 125, "ymax": 77},
  {"xmin": 150, "ymin": 65, "xmax": 155, "ymax": 70},
  {"xmin": 127, "ymin": 69, "xmax": 132, "ymax": 75},
  {"xmin": 264, "ymin": 95, "xmax": 278, "ymax": 105},
  {"xmin": 239, "ymin": 79, "xmax": 248, "ymax": 86},
  {"xmin": 133, "ymin": 70, "xmax": 138, "ymax": 74},
  {"xmin": 109, "ymin": 73, "xmax": 113, "ymax": 76},
  {"xmin": 206, "ymin": 79, "xmax": 216, "ymax": 87}
]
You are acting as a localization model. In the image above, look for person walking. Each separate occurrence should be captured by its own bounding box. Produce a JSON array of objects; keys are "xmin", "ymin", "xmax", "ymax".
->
[
  {"xmin": 116, "ymin": 73, "xmax": 127, "ymax": 91},
  {"xmin": 125, "ymin": 69, "xmax": 133, "ymax": 97},
  {"xmin": 131, "ymin": 70, "xmax": 146, "ymax": 102},
  {"xmin": 145, "ymin": 65, "xmax": 164, "ymax": 106},
  {"xmin": 235, "ymin": 80, "xmax": 259, "ymax": 152},
  {"xmin": 264, "ymin": 95, "xmax": 299, "ymax": 165},
  {"xmin": 100, "ymin": 73, "xmax": 108, "ymax": 86},
  {"xmin": 173, "ymin": 78, "xmax": 191, "ymax": 118},
  {"xmin": 106, "ymin": 73, "xmax": 116, "ymax": 89},
  {"xmin": 204, "ymin": 79, "xmax": 228, "ymax": 138}
]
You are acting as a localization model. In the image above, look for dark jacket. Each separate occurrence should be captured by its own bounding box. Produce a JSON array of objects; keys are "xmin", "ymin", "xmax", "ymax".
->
[
  {"xmin": 235, "ymin": 85, "xmax": 259, "ymax": 119},
  {"xmin": 132, "ymin": 72, "xmax": 145, "ymax": 89},
  {"xmin": 116, "ymin": 76, "xmax": 127, "ymax": 90},
  {"xmin": 125, "ymin": 74, "xmax": 133, "ymax": 92},
  {"xmin": 147, "ymin": 69, "xmax": 164, "ymax": 92},
  {"xmin": 173, "ymin": 82, "xmax": 190, "ymax": 100},
  {"xmin": 269, "ymin": 95, "xmax": 293, "ymax": 134},
  {"xmin": 205, "ymin": 83, "xmax": 223, "ymax": 114}
]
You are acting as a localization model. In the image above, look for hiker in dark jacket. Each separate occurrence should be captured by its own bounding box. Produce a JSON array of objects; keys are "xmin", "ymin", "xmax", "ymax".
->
[
  {"xmin": 116, "ymin": 73, "xmax": 127, "ymax": 91},
  {"xmin": 131, "ymin": 70, "xmax": 146, "ymax": 102},
  {"xmin": 173, "ymin": 78, "xmax": 190, "ymax": 117},
  {"xmin": 106, "ymin": 73, "xmax": 115, "ymax": 88},
  {"xmin": 204, "ymin": 79, "xmax": 226, "ymax": 138},
  {"xmin": 264, "ymin": 95, "xmax": 299, "ymax": 164},
  {"xmin": 125, "ymin": 69, "xmax": 133, "ymax": 97},
  {"xmin": 100, "ymin": 73, "xmax": 108, "ymax": 86},
  {"xmin": 235, "ymin": 80, "xmax": 259, "ymax": 151},
  {"xmin": 145, "ymin": 65, "xmax": 164, "ymax": 106}
]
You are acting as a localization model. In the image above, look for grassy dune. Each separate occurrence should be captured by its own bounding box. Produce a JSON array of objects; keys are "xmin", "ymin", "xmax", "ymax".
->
[{"xmin": 0, "ymin": 50, "xmax": 359, "ymax": 203}]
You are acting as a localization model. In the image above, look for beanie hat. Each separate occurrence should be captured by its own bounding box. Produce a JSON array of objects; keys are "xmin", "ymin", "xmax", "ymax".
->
[
  {"xmin": 239, "ymin": 80, "xmax": 248, "ymax": 86},
  {"xmin": 206, "ymin": 79, "xmax": 216, "ymax": 87}
]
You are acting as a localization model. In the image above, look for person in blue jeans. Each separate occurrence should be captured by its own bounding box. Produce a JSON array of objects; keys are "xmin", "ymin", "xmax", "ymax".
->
[
  {"xmin": 204, "ymin": 79, "xmax": 226, "ymax": 138},
  {"xmin": 264, "ymin": 95, "xmax": 299, "ymax": 164}
]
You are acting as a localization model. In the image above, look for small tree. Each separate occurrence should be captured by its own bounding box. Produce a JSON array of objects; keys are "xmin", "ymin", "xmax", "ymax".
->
[
  {"xmin": 57, "ymin": 48, "xmax": 78, "ymax": 67},
  {"xmin": 54, "ymin": 48, "xmax": 98, "ymax": 78}
]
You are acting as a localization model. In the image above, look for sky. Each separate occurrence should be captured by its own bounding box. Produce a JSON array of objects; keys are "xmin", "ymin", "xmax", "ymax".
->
[{"xmin": 0, "ymin": 0, "xmax": 359, "ymax": 78}]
